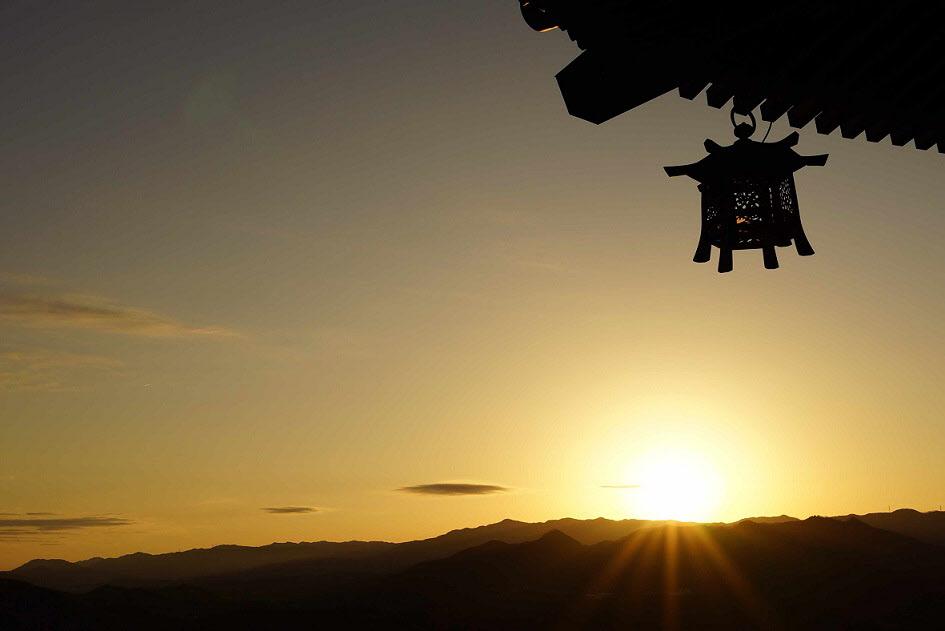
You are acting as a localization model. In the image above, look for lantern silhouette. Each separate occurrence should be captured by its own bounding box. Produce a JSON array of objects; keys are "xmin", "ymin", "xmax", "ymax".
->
[{"xmin": 665, "ymin": 112, "xmax": 828, "ymax": 273}]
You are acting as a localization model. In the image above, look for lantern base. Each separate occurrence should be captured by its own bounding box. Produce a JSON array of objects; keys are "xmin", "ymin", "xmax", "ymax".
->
[
  {"xmin": 693, "ymin": 239, "xmax": 712, "ymax": 263},
  {"xmin": 695, "ymin": 241, "xmax": 815, "ymax": 272},
  {"xmin": 719, "ymin": 248, "xmax": 733, "ymax": 273},
  {"xmin": 763, "ymin": 246, "xmax": 780, "ymax": 270},
  {"xmin": 794, "ymin": 232, "xmax": 815, "ymax": 256}
]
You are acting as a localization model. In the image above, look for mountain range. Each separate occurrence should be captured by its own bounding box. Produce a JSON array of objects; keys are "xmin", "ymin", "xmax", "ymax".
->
[{"xmin": 2, "ymin": 509, "xmax": 945, "ymax": 629}]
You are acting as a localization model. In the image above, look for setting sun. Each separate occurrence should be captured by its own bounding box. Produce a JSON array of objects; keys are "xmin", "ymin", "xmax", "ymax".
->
[{"xmin": 630, "ymin": 448, "xmax": 724, "ymax": 522}]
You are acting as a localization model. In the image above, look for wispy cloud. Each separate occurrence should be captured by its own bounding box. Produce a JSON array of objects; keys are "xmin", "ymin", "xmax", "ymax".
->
[
  {"xmin": 601, "ymin": 484, "xmax": 641, "ymax": 489},
  {"xmin": 398, "ymin": 483, "xmax": 510, "ymax": 496},
  {"xmin": 0, "ymin": 348, "xmax": 124, "ymax": 392},
  {"xmin": 0, "ymin": 272, "xmax": 56, "ymax": 287},
  {"xmin": 0, "ymin": 291, "xmax": 236, "ymax": 338},
  {"xmin": 0, "ymin": 350, "xmax": 123, "ymax": 370},
  {"xmin": 0, "ymin": 371, "xmax": 67, "ymax": 392},
  {"xmin": 0, "ymin": 515, "xmax": 133, "ymax": 541},
  {"xmin": 262, "ymin": 506, "xmax": 318, "ymax": 514}
]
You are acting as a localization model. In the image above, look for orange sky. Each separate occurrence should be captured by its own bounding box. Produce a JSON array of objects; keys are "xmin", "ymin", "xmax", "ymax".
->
[{"xmin": 3, "ymin": 1, "xmax": 945, "ymax": 569}]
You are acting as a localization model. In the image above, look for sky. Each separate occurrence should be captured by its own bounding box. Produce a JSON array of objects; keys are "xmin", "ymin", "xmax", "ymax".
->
[{"xmin": 3, "ymin": 1, "xmax": 945, "ymax": 569}]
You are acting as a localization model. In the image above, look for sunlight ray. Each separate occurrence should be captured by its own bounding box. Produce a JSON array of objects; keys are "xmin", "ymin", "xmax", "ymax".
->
[
  {"xmin": 561, "ymin": 527, "xmax": 658, "ymax": 626},
  {"xmin": 687, "ymin": 525, "xmax": 782, "ymax": 629},
  {"xmin": 662, "ymin": 522, "xmax": 680, "ymax": 631}
]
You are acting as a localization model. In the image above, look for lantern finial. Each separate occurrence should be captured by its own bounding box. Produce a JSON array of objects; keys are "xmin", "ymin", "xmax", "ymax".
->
[{"xmin": 731, "ymin": 110, "xmax": 757, "ymax": 140}]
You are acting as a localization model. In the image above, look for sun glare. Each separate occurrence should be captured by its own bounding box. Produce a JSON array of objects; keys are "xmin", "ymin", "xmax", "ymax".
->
[{"xmin": 630, "ymin": 448, "xmax": 724, "ymax": 522}]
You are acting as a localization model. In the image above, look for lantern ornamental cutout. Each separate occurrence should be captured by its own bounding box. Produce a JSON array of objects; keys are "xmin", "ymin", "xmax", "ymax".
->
[{"xmin": 665, "ymin": 112, "xmax": 828, "ymax": 273}]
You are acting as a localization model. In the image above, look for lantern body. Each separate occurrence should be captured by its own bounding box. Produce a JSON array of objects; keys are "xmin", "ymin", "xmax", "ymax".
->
[{"xmin": 665, "ymin": 132, "xmax": 827, "ymax": 273}]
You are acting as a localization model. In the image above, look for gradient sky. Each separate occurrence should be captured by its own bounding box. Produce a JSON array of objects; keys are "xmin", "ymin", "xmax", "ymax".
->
[{"xmin": 3, "ymin": 1, "xmax": 945, "ymax": 569}]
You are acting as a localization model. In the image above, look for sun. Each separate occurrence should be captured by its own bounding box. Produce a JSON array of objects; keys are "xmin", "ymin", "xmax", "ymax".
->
[{"xmin": 629, "ymin": 448, "xmax": 724, "ymax": 522}]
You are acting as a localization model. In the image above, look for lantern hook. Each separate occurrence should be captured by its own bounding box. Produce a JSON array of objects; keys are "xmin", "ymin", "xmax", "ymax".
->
[
  {"xmin": 761, "ymin": 119, "xmax": 773, "ymax": 143},
  {"xmin": 730, "ymin": 108, "xmax": 757, "ymax": 139}
]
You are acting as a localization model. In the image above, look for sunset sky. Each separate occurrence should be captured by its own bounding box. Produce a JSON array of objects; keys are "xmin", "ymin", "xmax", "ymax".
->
[{"xmin": 3, "ymin": 1, "xmax": 945, "ymax": 569}]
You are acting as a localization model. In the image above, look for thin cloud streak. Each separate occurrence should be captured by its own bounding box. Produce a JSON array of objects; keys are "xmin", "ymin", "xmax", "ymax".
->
[
  {"xmin": 0, "ymin": 292, "xmax": 236, "ymax": 338},
  {"xmin": 0, "ymin": 515, "xmax": 134, "ymax": 541},
  {"xmin": 262, "ymin": 507, "xmax": 319, "ymax": 514},
  {"xmin": 0, "ymin": 272, "xmax": 56, "ymax": 287},
  {"xmin": 0, "ymin": 348, "xmax": 124, "ymax": 392},
  {"xmin": 398, "ymin": 483, "xmax": 510, "ymax": 496},
  {"xmin": 0, "ymin": 350, "xmax": 123, "ymax": 370},
  {"xmin": 0, "ymin": 516, "xmax": 133, "ymax": 531},
  {"xmin": 601, "ymin": 484, "xmax": 642, "ymax": 489}
]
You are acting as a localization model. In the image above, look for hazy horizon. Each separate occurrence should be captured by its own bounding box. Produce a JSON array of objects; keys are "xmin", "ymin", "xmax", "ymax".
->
[{"xmin": 4, "ymin": 1, "xmax": 945, "ymax": 571}]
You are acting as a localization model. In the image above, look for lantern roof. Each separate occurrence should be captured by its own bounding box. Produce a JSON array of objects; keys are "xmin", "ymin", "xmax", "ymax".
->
[{"xmin": 664, "ymin": 132, "xmax": 828, "ymax": 184}]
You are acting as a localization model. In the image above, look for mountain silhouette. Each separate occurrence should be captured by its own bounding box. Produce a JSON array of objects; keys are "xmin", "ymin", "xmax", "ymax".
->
[
  {"xmin": 836, "ymin": 508, "xmax": 945, "ymax": 546},
  {"xmin": 4, "ymin": 511, "xmax": 945, "ymax": 629},
  {"xmin": 338, "ymin": 517, "xmax": 945, "ymax": 629},
  {"xmin": 9, "ymin": 540, "xmax": 396, "ymax": 592},
  {"xmin": 736, "ymin": 514, "xmax": 800, "ymax": 525},
  {"xmin": 2, "ymin": 516, "xmax": 666, "ymax": 592}
]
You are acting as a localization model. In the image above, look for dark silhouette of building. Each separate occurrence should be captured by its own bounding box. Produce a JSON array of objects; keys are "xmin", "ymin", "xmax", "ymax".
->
[{"xmin": 519, "ymin": 1, "xmax": 945, "ymax": 152}]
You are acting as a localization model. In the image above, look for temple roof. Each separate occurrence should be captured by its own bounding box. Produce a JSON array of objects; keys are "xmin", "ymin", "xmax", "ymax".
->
[{"xmin": 520, "ymin": 1, "xmax": 945, "ymax": 152}]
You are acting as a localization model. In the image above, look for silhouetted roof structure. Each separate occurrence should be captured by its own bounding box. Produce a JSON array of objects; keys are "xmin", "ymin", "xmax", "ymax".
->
[{"xmin": 519, "ymin": 1, "xmax": 945, "ymax": 152}]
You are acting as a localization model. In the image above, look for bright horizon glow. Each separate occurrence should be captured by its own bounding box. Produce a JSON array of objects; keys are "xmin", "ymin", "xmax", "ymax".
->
[{"xmin": 627, "ymin": 448, "xmax": 724, "ymax": 522}]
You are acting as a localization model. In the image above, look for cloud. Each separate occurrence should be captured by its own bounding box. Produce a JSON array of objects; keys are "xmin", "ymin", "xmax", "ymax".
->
[
  {"xmin": 0, "ymin": 291, "xmax": 236, "ymax": 338},
  {"xmin": 0, "ymin": 272, "xmax": 56, "ymax": 287},
  {"xmin": 397, "ymin": 483, "xmax": 510, "ymax": 496},
  {"xmin": 0, "ymin": 348, "xmax": 124, "ymax": 392},
  {"xmin": 0, "ymin": 515, "xmax": 133, "ymax": 541},
  {"xmin": 262, "ymin": 506, "xmax": 318, "ymax": 514},
  {"xmin": 0, "ymin": 371, "xmax": 66, "ymax": 392},
  {"xmin": 0, "ymin": 350, "xmax": 122, "ymax": 370},
  {"xmin": 601, "ymin": 484, "xmax": 641, "ymax": 489}
]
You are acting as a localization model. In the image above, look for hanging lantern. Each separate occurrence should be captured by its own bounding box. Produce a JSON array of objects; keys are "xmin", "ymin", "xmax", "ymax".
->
[{"xmin": 664, "ymin": 111, "xmax": 828, "ymax": 273}]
